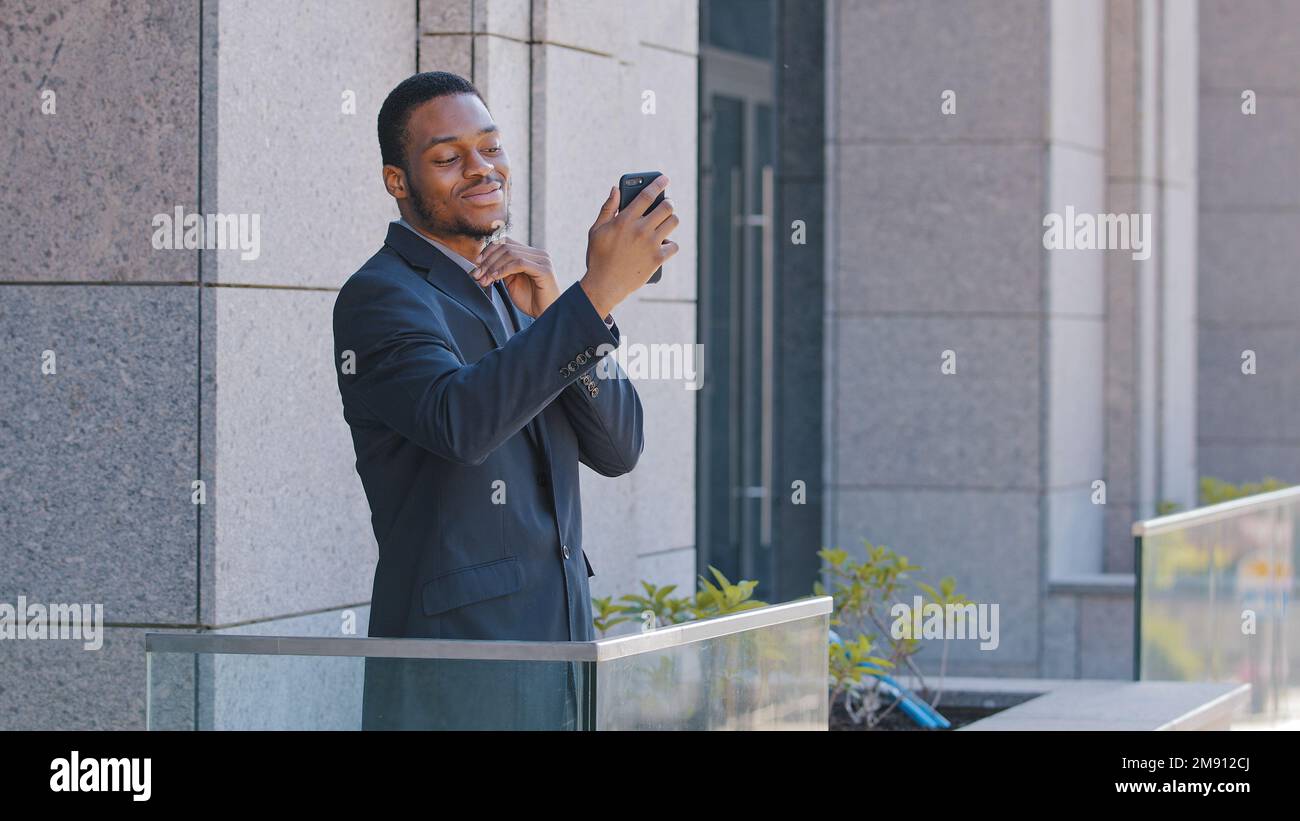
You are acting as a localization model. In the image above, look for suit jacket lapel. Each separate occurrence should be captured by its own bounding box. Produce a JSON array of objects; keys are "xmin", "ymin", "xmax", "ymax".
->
[
  {"xmin": 383, "ymin": 222, "xmax": 508, "ymax": 349},
  {"xmin": 384, "ymin": 221, "xmax": 548, "ymax": 460}
]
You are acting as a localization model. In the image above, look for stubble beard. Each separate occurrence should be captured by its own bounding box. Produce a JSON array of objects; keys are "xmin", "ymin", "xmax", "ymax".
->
[{"xmin": 408, "ymin": 179, "xmax": 512, "ymax": 246}]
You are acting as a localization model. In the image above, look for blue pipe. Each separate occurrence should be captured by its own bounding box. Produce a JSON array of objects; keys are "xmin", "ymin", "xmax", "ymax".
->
[{"xmin": 829, "ymin": 628, "xmax": 951, "ymax": 729}]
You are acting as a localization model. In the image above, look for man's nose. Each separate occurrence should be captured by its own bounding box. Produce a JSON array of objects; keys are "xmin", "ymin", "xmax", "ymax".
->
[{"xmin": 465, "ymin": 151, "xmax": 495, "ymax": 177}]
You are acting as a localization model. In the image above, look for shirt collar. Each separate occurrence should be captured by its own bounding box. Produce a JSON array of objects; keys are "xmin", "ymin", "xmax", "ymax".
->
[{"xmin": 393, "ymin": 218, "xmax": 479, "ymax": 275}]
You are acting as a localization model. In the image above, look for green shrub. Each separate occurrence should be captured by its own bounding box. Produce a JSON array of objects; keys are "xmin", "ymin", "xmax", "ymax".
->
[
  {"xmin": 815, "ymin": 541, "xmax": 969, "ymax": 728},
  {"xmin": 593, "ymin": 565, "xmax": 767, "ymax": 636},
  {"xmin": 1156, "ymin": 475, "xmax": 1290, "ymax": 515},
  {"xmin": 1198, "ymin": 476, "xmax": 1288, "ymax": 506}
]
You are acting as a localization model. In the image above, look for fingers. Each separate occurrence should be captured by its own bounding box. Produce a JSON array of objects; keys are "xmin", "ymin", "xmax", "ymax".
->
[
  {"xmin": 648, "ymin": 198, "xmax": 677, "ymax": 234},
  {"xmin": 474, "ymin": 242, "xmax": 551, "ymax": 285},
  {"xmin": 657, "ymin": 239, "xmax": 680, "ymax": 262},
  {"xmin": 636, "ymin": 188, "xmax": 675, "ymax": 243},
  {"xmin": 474, "ymin": 257, "xmax": 528, "ymax": 285},
  {"xmin": 476, "ymin": 240, "xmax": 518, "ymax": 271},
  {"xmin": 626, "ymin": 174, "xmax": 669, "ymax": 219},
  {"xmin": 477, "ymin": 239, "xmax": 527, "ymax": 270},
  {"xmin": 473, "ymin": 244, "xmax": 502, "ymax": 283}
]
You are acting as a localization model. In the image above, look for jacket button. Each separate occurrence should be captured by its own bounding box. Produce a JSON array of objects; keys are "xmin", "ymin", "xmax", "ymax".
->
[
  {"xmin": 537, "ymin": 472, "xmax": 549, "ymax": 487},
  {"xmin": 585, "ymin": 346, "xmax": 596, "ymax": 357},
  {"xmin": 561, "ymin": 544, "xmax": 571, "ymax": 559}
]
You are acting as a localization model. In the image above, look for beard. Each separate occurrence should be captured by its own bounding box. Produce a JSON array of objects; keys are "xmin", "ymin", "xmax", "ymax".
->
[{"xmin": 408, "ymin": 180, "xmax": 511, "ymax": 244}]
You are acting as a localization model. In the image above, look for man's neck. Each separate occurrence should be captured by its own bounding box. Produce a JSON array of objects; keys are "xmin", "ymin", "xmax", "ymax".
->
[{"xmin": 401, "ymin": 217, "xmax": 485, "ymax": 262}]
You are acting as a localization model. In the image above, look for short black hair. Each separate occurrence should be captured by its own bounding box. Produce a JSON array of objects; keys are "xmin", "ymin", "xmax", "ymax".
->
[{"xmin": 378, "ymin": 71, "xmax": 485, "ymax": 171}]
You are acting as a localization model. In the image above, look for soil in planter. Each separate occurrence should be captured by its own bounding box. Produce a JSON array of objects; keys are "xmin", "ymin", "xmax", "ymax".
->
[{"xmin": 829, "ymin": 695, "xmax": 1005, "ymax": 731}]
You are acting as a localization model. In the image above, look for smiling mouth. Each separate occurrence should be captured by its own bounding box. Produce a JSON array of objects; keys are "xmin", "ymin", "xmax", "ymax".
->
[{"xmin": 463, "ymin": 184, "xmax": 504, "ymax": 204}]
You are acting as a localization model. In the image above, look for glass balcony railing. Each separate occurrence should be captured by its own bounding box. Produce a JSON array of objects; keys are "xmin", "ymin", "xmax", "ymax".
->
[
  {"xmin": 1134, "ymin": 487, "xmax": 1299, "ymax": 728},
  {"xmin": 146, "ymin": 596, "xmax": 832, "ymax": 730}
]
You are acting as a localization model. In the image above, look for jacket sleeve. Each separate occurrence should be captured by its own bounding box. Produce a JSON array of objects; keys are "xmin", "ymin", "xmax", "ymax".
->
[
  {"xmin": 333, "ymin": 272, "xmax": 619, "ymax": 466},
  {"xmin": 556, "ymin": 318, "xmax": 645, "ymax": 477}
]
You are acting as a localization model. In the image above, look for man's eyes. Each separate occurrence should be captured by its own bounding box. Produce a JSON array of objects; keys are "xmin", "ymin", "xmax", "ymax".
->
[{"xmin": 433, "ymin": 146, "xmax": 503, "ymax": 166}]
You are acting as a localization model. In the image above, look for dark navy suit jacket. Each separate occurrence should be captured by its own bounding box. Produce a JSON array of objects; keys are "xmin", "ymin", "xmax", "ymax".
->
[
  {"xmin": 333, "ymin": 222, "xmax": 644, "ymax": 729},
  {"xmin": 333, "ymin": 221, "xmax": 644, "ymax": 645}
]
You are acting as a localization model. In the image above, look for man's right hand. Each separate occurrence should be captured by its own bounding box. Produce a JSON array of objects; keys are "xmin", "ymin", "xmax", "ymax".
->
[{"xmin": 580, "ymin": 174, "xmax": 679, "ymax": 319}]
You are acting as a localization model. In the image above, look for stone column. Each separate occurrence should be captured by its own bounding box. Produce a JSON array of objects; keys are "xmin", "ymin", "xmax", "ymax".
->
[
  {"xmin": 0, "ymin": 0, "xmax": 415, "ymax": 729},
  {"xmin": 421, "ymin": 0, "xmax": 701, "ymax": 605},
  {"xmin": 1197, "ymin": 0, "xmax": 1300, "ymax": 483},
  {"xmin": 825, "ymin": 0, "xmax": 1197, "ymax": 680}
]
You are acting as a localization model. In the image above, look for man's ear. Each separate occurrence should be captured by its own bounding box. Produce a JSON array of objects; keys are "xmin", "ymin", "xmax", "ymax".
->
[{"xmin": 382, "ymin": 164, "xmax": 408, "ymax": 200}]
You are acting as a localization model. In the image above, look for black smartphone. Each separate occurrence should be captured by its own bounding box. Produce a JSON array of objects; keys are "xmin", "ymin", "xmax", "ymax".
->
[{"xmin": 618, "ymin": 171, "xmax": 666, "ymax": 284}]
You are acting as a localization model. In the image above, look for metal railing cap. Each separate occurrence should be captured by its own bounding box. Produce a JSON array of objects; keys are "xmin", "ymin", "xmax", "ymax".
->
[
  {"xmin": 144, "ymin": 596, "xmax": 833, "ymax": 662},
  {"xmin": 1131, "ymin": 485, "xmax": 1300, "ymax": 537}
]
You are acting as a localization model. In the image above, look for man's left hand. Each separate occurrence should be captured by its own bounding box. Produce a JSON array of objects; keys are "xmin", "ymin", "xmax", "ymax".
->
[{"xmin": 473, "ymin": 237, "xmax": 561, "ymax": 318}]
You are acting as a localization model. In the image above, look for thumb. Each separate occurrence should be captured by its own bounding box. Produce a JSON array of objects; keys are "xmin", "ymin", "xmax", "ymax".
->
[{"xmin": 592, "ymin": 185, "xmax": 619, "ymax": 228}]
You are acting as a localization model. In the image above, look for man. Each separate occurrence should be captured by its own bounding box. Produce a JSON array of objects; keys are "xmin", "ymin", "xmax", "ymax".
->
[{"xmin": 332, "ymin": 72, "xmax": 678, "ymax": 728}]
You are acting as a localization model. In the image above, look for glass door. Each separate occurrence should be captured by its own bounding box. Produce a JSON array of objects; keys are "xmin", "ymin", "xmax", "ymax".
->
[
  {"xmin": 697, "ymin": 0, "xmax": 826, "ymax": 603},
  {"xmin": 697, "ymin": 1, "xmax": 778, "ymax": 595}
]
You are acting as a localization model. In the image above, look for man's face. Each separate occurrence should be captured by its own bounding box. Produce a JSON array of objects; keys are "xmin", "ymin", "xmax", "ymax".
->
[{"xmin": 394, "ymin": 93, "xmax": 511, "ymax": 240}]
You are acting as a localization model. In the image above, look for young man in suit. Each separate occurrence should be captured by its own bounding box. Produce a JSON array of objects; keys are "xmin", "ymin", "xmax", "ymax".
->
[{"xmin": 333, "ymin": 72, "xmax": 678, "ymax": 728}]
